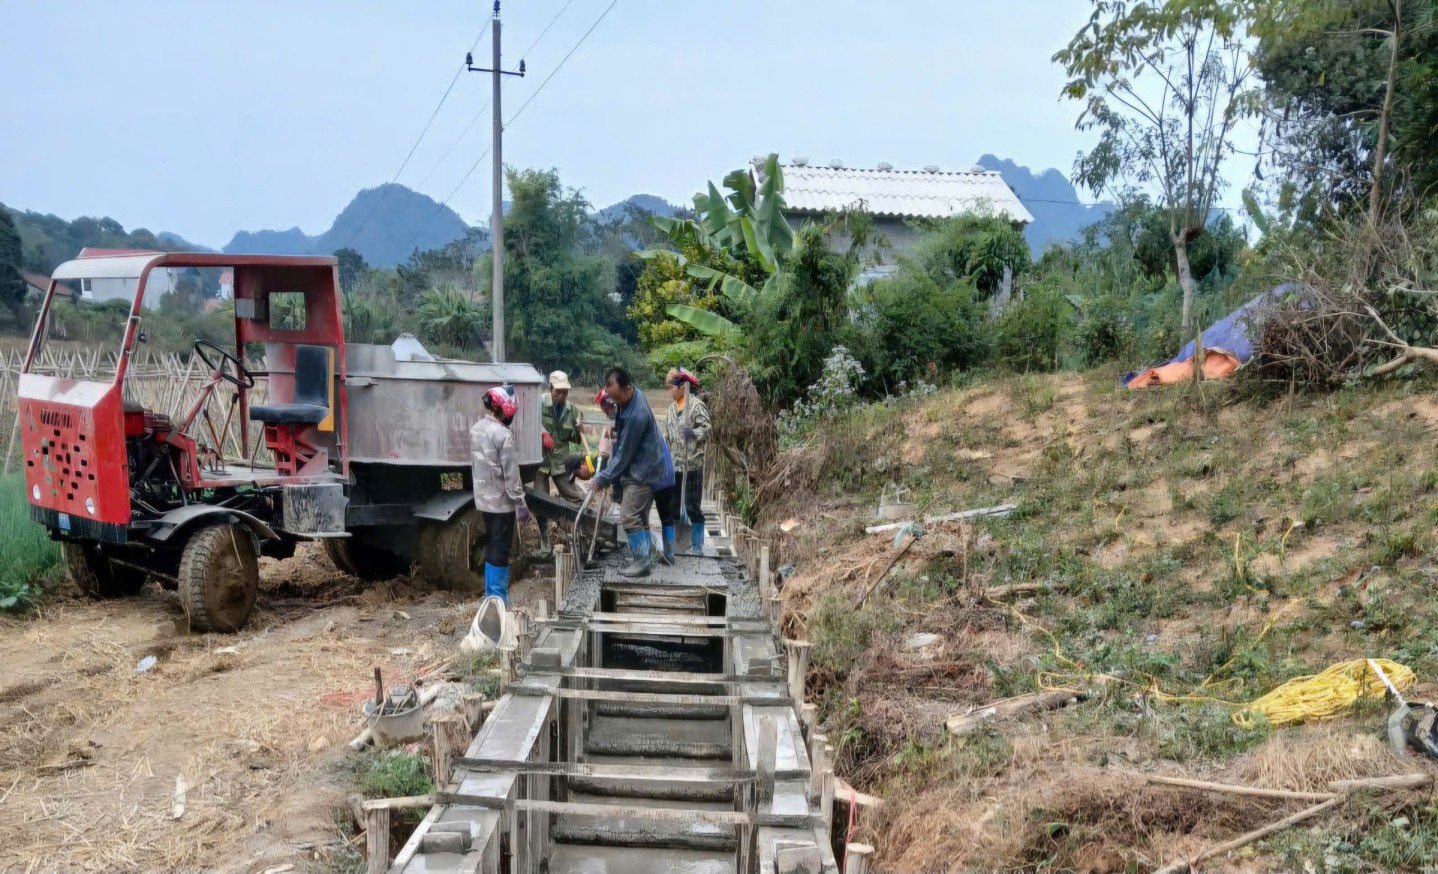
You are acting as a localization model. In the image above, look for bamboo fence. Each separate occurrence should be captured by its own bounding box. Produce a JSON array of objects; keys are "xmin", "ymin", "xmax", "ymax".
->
[{"xmin": 0, "ymin": 346, "xmax": 270, "ymax": 473}]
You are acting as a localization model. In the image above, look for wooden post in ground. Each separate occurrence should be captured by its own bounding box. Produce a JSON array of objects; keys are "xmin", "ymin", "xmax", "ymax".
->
[
  {"xmin": 366, "ymin": 807, "xmax": 391, "ymax": 874},
  {"xmin": 554, "ymin": 546, "xmax": 569, "ymax": 608},
  {"xmin": 809, "ymin": 733, "xmax": 828, "ymax": 805},
  {"xmin": 821, "ymin": 743, "xmax": 835, "ymax": 835},
  {"xmin": 786, "ymin": 640, "xmax": 811, "ymax": 716},
  {"xmin": 759, "ymin": 544, "xmax": 772, "ymax": 603},
  {"xmin": 800, "ymin": 703, "xmax": 817, "ymax": 741},
  {"xmin": 845, "ymin": 843, "xmax": 875, "ymax": 874},
  {"xmin": 757, "ymin": 715, "xmax": 777, "ymax": 808}
]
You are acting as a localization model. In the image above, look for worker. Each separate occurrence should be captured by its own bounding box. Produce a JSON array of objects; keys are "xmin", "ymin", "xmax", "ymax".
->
[
  {"xmin": 587, "ymin": 366, "xmax": 673, "ymax": 577},
  {"xmin": 664, "ymin": 367, "xmax": 710, "ymax": 554},
  {"xmin": 470, "ymin": 384, "xmax": 529, "ymax": 605},
  {"xmin": 535, "ymin": 370, "xmax": 583, "ymax": 556}
]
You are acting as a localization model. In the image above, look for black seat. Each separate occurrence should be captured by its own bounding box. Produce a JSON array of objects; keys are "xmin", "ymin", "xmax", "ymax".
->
[
  {"xmin": 248, "ymin": 403, "xmax": 329, "ymax": 425},
  {"xmin": 250, "ymin": 344, "xmax": 333, "ymax": 426}
]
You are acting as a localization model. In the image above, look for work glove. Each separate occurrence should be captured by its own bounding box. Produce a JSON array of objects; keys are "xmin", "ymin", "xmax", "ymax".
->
[
  {"xmin": 516, "ymin": 504, "xmax": 531, "ymax": 523},
  {"xmin": 682, "ymin": 426, "xmax": 697, "ymax": 442},
  {"xmin": 542, "ymin": 432, "xmax": 554, "ymax": 452}
]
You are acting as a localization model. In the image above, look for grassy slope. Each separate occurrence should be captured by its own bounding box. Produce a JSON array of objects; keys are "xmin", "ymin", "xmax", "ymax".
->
[
  {"xmin": 0, "ymin": 473, "xmax": 59, "ymax": 609},
  {"xmin": 774, "ymin": 371, "xmax": 1438, "ymax": 873}
]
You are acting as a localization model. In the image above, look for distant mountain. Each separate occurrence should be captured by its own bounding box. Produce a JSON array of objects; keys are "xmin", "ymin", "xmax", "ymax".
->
[
  {"xmin": 155, "ymin": 230, "xmax": 213, "ymax": 251},
  {"xmin": 223, "ymin": 183, "xmax": 470, "ymax": 267},
  {"xmin": 2, "ymin": 205, "xmax": 211, "ymax": 275},
  {"xmin": 224, "ymin": 227, "xmax": 311, "ymax": 257},
  {"xmin": 594, "ymin": 194, "xmax": 681, "ymax": 224},
  {"xmin": 977, "ymin": 155, "xmax": 1114, "ymax": 258}
]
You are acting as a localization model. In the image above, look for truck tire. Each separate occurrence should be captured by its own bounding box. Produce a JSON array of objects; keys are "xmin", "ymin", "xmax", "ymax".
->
[
  {"xmin": 418, "ymin": 507, "xmax": 529, "ymax": 592},
  {"xmin": 322, "ymin": 538, "xmax": 409, "ymax": 581},
  {"xmin": 64, "ymin": 543, "xmax": 148, "ymax": 599},
  {"xmin": 178, "ymin": 523, "xmax": 259, "ymax": 633},
  {"xmin": 419, "ymin": 506, "xmax": 487, "ymax": 592}
]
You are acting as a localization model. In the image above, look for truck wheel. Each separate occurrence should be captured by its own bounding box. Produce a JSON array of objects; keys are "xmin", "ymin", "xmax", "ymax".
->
[
  {"xmin": 419, "ymin": 507, "xmax": 487, "ymax": 592},
  {"xmin": 178, "ymin": 524, "xmax": 259, "ymax": 633},
  {"xmin": 64, "ymin": 543, "xmax": 148, "ymax": 599},
  {"xmin": 322, "ymin": 538, "xmax": 409, "ymax": 581},
  {"xmin": 419, "ymin": 507, "xmax": 529, "ymax": 592}
]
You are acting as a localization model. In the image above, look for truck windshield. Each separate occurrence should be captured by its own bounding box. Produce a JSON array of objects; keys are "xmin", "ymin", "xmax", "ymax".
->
[{"xmin": 31, "ymin": 266, "xmax": 237, "ymax": 367}]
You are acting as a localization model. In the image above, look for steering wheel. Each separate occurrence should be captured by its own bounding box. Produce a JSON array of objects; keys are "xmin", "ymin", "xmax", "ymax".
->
[{"xmin": 194, "ymin": 340, "xmax": 255, "ymax": 389}]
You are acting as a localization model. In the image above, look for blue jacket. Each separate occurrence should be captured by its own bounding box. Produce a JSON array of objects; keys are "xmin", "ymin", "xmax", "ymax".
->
[{"xmin": 595, "ymin": 390, "xmax": 672, "ymax": 490}]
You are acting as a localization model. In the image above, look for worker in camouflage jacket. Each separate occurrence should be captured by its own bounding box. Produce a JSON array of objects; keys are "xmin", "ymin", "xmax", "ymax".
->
[
  {"xmin": 664, "ymin": 367, "xmax": 710, "ymax": 555},
  {"xmin": 535, "ymin": 370, "xmax": 583, "ymax": 555},
  {"xmin": 470, "ymin": 385, "xmax": 529, "ymax": 604}
]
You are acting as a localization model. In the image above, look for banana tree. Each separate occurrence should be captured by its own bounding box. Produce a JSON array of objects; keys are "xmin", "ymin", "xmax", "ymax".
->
[{"xmin": 638, "ymin": 153, "xmax": 794, "ymax": 336}]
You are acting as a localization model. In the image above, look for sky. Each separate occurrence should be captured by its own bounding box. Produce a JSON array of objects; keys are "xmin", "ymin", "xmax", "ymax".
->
[{"xmin": 0, "ymin": 1, "xmax": 1255, "ymax": 250}]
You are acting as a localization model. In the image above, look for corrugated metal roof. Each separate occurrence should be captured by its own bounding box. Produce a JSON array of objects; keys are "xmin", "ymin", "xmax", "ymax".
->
[{"xmin": 765, "ymin": 161, "xmax": 1034, "ymax": 224}]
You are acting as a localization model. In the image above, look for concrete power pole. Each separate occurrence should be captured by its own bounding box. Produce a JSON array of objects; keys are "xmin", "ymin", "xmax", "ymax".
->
[{"xmin": 467, "ymin": 2, "xmax": 524, "ymax": 362}]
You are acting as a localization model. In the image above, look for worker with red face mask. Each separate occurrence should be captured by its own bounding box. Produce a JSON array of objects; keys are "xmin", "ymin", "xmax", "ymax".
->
[{"xmin": 470, "ymin": 384, "xmax": 529, "ymax": 604}]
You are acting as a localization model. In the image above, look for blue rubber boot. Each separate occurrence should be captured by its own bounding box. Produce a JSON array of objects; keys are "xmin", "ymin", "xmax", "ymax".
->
[
  {"xmin": 620, "ymin": 532, "xmax": 652, "ymax": 577},
  {"xmin": 661, "ymin": 526, "xmax": 676, "ymax": 565},
  {"xmin": 483, "ymin": 563, "xmax": 510, "ymax": 606},
  {"xmin": 690, "ymin": 525, "xmax": 704, "ymax": 555}
]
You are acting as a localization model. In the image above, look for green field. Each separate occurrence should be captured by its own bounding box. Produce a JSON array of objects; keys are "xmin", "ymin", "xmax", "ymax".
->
[{"xmin": 0, "ymin": 473, "xmax": 61, "ymax": 611}]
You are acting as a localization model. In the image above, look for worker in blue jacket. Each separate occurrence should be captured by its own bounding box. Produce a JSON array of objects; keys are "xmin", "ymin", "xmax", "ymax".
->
[{"xmin": 588, "ymin": 366, "xmax": 673, "ymax": 577}]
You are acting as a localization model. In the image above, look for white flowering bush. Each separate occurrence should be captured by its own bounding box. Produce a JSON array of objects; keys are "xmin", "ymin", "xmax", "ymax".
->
[{"xmin": 777, "ymin": 346, "xmax": 865, "ymax": 441}]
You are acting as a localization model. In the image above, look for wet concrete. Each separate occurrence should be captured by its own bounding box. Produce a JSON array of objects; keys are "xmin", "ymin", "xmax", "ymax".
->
[
  {"xmin": 391, "ymin": 512, "xmax": 836, "ymax": 874},
  {"xmin": 548, "ymin": 845, "xmax": 736, "ymax": 874}
]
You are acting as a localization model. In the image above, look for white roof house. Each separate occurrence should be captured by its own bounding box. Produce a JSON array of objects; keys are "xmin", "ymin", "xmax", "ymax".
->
[{"xmin": 755, "ymin": 158, "xmax": 1034, "ymax": 225}]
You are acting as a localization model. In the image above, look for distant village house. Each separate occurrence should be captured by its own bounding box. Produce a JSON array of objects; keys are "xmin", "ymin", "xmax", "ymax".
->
[{"xmin": 753, "ymin": 158, "xmax": 1033, "ymax": 283}]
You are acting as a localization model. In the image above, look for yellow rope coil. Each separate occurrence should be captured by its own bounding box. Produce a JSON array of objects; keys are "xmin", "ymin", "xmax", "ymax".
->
[{"xmin": 1234, "ymin": 658, "xmax": 1416, "ymax": 728}]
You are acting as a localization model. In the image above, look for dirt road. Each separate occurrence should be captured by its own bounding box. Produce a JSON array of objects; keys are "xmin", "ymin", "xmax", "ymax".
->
[{"xmin": 0, "ymin": 544, "xmax": 549, "ymax": 873}]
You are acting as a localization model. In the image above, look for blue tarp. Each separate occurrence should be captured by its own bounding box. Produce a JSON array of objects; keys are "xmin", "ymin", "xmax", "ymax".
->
[{"xmin": 1124, "ymin": 285, "xmax": 1293, "ymax": 386}]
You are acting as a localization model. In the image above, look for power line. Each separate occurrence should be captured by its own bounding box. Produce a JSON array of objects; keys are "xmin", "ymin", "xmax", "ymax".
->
[
  {"xmin": 1018, "ymin": 196, "xmax": 1243, "ymax": 213},
  {"xmin": 521, "ymin": 0, "xmax": 577, "ymax": 58},
  {"xmin": 507, "ymin": 0, "xmax": 620, "ymax": 126},
  {"xmin": 413, "ymin": 0, "xmax": 576, "ymax": 191},
  {"xmin": 398, "ymin": 0, "xmax": 622, "ymax": 256},
  {"xmin": 336, "ymin": 21, "xmax": 492, "ymax": 252}
]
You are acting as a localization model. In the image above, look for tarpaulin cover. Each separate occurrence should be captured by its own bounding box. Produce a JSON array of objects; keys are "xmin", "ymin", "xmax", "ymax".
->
[{"xmin": 1124, "ymin": 286, "xmax": 1292, "ymax": 389}]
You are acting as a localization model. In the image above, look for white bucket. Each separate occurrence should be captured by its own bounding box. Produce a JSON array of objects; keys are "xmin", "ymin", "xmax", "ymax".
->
[{"xmin": 460, "ymin": 596, "xmax": 516, "ymax": 653}]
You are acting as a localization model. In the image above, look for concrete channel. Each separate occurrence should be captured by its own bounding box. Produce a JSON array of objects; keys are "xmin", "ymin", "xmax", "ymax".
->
[{"xmin": 384, "ymin": 509, "xmax": 846, "ymax": 874}]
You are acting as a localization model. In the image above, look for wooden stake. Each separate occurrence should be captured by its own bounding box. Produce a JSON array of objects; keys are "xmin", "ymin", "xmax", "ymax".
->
[
  {"xmin": 800, "ymin": 703, "xmax": 818, "ymax": 740},
  {"xmin": 1146, "ymin": 775, "xmax": 1335, "ymax": 803},
  {"xmin": 365, "ymin": 806, "xmax": 391, "ymax": 874},
  {"xmin": 757, "ymin": 716, "xmax": 777, "ymax": 807},
  {"xmin": 786, "ymin": 640, "xmax": 811, "ymax": 714},
  {"xmin": 1155, "ymin": 796, "xmax": 1341, "ymax": 874},
  {"xmin": 845, "ymin": 843, "xmax": 875, "ymax": 874},
  {"xmin": 820, "ymin": 743, "xmax": 835, "ymax": 835}
]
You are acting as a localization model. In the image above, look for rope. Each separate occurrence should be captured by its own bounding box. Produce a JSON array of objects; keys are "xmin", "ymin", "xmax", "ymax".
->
[{"xmin": 1234, "ymin": 658, "xmax": 1416, "ymax": 728}]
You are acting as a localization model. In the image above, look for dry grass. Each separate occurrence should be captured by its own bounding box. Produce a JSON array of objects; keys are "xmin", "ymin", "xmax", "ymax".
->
[
  {"xmin": 0, "ymin": 543, "xmax": 532, "ymax": 873},
  {"xmin": 1228, "ymin": 725, "xmax": 1412, "ymax": 793},
  {"xmin": 778, "ymin": 369, "xmax": 1438, "ymax": 872}
]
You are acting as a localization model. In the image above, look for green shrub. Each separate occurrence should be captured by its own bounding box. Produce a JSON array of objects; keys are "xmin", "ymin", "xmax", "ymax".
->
[
  {"xmin": 993, "ymin": 279, "xmax": 1074, "ymax": 372},
  {"xmin": 0, "ymin": 473, "xmax": 60, "ymax": 612},
  {"xmin": 848, "ymin": 268, "xmax": 989, "ymax": 390}
]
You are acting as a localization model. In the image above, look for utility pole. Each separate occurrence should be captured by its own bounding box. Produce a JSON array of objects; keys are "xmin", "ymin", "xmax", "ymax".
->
[{"xmin": 466, "ymin": 1, "xmax": 524, "ymax": 362}]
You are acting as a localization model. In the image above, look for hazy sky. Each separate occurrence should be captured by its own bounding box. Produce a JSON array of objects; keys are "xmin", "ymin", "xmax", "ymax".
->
[{"xmin": 0, "ymin": 1, "xmax": 1249, "ymax": 249}]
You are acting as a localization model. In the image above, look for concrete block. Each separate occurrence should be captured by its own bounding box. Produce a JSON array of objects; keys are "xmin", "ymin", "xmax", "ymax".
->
[
  {"xmin": 419, "ymin": 830, "xmax": 467, "ymax": 854},
  {"xmin": 776, "ymin": 844, "xmax": 823, "ymax": 874}
]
